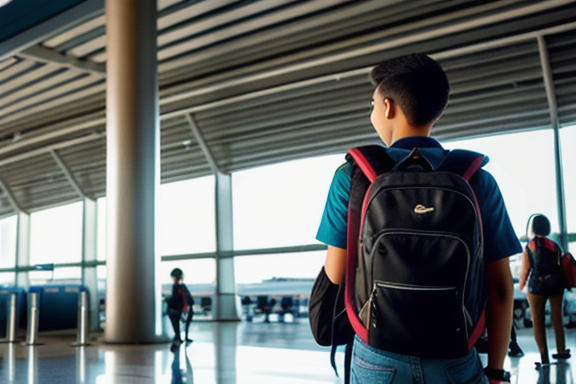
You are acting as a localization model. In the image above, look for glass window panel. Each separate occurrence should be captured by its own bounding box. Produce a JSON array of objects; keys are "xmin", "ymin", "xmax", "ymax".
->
[
  {"xmin": 0, "ymin": 272, "xmax": 15, "ymax": 286},
  {"xmin": 29, "ymin": 267, "xmax": 81, "ymax": 286},
  {"xmin": 234, "ymin": 251, "xmax": 325, "ymax": 285},
  {"xmin": 443, "ymin": 130, "xmax": 557, "ymax": 239},
  {"xmin": 0, "ymin": 215, "xmax": 17, "ymax": 269},
  {"xmin": 234, "ymin": 251, "xmax": 325, "ymax": 322},
  {"xmin": 157, "ymin": 177, "xmax": 216, "ymax": 255},
  {"xmin": 28, "ymin": 270, "xmax": 53, "ymax": 285},
  {"xmin": 561, "ymin": 125, "xmax": 576, "ymax": 253},
  {"xmin": 160, "ymin": 258, "xmax": 215, "ymax": 292},
  {"xmin": 232, "ymin": 154, "xmax": 345, "ymax": 250},
  {"xmin": 30, "ymin": 202, "xmax": 83, "ymax": 265},
  {"xmin": 98, "ymin": 176, "xmax": 216, "ymax": 259},
  {"xmin": 97, "ymin": 265, "xmax": 106, "ymax": 294}
]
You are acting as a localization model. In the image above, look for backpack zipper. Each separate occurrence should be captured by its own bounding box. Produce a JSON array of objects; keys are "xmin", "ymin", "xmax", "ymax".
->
[{"xmin": 374, "ymin": 281, "xmax": 456, "ymax": 291}]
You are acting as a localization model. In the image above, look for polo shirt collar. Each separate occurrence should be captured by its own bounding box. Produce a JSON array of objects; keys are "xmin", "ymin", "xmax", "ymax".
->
[
  {"xmin": 389, "ymin": 136, "xmax": 443, "ymax": 149},
  {"xmin": 386, "ymin": 136, "xmax": 447, "ymax": 168}
]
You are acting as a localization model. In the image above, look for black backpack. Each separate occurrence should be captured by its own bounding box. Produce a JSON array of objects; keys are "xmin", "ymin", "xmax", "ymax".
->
[
  {"xmin": 526, "ymin": 236, "xmax": 565, "ymax": 295},
  {"xmin": 527, "ymin": 236, "xmax": 562, "ymax": 277},
  {"xmin": 344, "ymin": 145, "xmax": 488, "ymax": 359}
]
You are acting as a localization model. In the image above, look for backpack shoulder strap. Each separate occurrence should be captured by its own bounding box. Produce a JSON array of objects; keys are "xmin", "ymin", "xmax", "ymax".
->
[
  {"xmin": 344, "ymin": 145, "xmax": 395, "ymax": 344},
  {"xmin": 439, "ymin": 149, "xmax": 488, "ymax": 347},
  {"xmin": 346, "ymin": 145, "xmax": 396, "ymax": 183},
  {"xmin": 437, "ymin": 149, "xmax": 487, "ymax": 181}
]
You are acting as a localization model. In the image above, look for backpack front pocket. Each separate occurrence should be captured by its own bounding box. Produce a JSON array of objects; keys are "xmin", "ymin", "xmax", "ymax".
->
[{"xmin": 367, "ymin": 281, "xmax": 468, "ymax": 358}]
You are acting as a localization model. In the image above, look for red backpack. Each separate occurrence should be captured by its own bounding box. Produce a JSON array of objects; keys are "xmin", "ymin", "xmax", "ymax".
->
[{"xmin": 562, "ymin": 252, "xmax": 576, "ymax": 288}]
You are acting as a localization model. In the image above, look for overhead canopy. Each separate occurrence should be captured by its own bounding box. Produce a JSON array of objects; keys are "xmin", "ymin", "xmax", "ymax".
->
[{"xmin": 0, "ymin": 0, "xmax": 575, "ymax": 217}]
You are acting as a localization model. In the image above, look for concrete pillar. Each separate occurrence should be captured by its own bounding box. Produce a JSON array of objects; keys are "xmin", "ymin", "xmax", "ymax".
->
[
  {"xmin": 15, "ymin": 212, "xmax": 30, "ymax": 290},
  {"xmin": 82, "ymin": 198, "xmax": 99, "ymax": 331},
  {"xmin": 104, "ymin": 0, "xmax": 162, "ymax": 342},
  {"xmin": 214, "ymin": 173, "xmax": 239, "ymax": 321}
]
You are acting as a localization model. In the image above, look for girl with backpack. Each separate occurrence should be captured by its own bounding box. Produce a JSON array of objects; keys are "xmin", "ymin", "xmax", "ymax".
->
[{"xmin": 519, "ymin": 214, "xmax": 571, "ymax": 368}]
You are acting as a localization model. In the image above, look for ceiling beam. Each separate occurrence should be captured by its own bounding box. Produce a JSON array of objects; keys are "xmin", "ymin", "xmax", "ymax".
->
[
  {"xmin": 0, "ymin": 133, "xmax": 103, "ymax": 167},
  {"xmin": 185, "ymin": 113, "xmax": 223, "ymax": 175},
  {"xmin": 0, "ymin": 0, "xmax": 104, "ymax": 62},
  {"xmin": 1, "ymin": 20, "xmax": 574, "ymax": 166},
  {"xmin": 159, "ymin": 0, "xmax": 574, "ymax": 106},
  {"xmin": 0, "ymin": 176, "xmax": 26, "ymax": 214},
  {"xmin": 19, "ymin": 44, "xmax": 105, "ymax": 77},
  {"xmin": 0, "ymin": 117, "xmax": 106, "ymax": 157},
  {"xmin": 50, "ymin": 149, "xmax": 91, "ymax": 200}
]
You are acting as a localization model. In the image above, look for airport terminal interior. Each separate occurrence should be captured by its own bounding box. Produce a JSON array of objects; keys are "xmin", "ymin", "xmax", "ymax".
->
[{"xmin": 1, "ymin": 0, "xmax": 576, "ymax": 383}]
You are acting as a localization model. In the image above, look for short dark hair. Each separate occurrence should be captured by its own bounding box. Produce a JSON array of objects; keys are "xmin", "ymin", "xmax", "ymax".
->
[
  {"xmin": 170, "ymin": 268, "xmax": 183, "ymax": 279},
  {"xmin": 369, "ymin": 53, "xmax": 450, "ymax": 126},
  {"xmin": 530, "ymin": 214, "xmax": 551, "ymax": 236}
]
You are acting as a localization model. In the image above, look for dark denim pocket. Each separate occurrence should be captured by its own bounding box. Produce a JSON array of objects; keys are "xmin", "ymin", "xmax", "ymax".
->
[
  {"xmin": 443, "ymin": 351, "xmax": 487, "ymax": 384},
  {"xmin": 351, "ymin": 355, "xmax": 395, "ymax": 384}
]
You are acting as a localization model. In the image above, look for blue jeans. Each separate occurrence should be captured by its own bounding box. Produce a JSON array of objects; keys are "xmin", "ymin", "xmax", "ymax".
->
[{"xmin": 350, "ymin": 335, "xmax": 488, "ymax": 384}]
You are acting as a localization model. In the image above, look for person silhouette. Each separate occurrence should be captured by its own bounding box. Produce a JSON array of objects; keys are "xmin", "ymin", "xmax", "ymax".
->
[{"xmin": 520, "ymin": 214, "xmax": 571, "ymax": 369}]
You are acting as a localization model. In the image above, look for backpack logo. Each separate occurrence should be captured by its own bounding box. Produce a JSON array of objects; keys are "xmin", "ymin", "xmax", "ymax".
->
[{"xmin": 414, "ymin": 204, "xmax": 434, "ymax": 214}]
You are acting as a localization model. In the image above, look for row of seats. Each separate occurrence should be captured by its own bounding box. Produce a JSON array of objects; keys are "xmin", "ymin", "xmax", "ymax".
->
[
  {"xmin": 0, "ymin": 285, "xmax": 88, "ymax": 337},
  {"xmin": 241, "ymin": 295, "xmax": 306, "ymax": 323}
]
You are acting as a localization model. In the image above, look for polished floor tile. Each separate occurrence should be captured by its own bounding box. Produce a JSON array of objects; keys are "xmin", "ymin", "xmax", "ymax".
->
[{"xmin": 0, "ymin": 321, "xmax": 574, "ymax": 383}]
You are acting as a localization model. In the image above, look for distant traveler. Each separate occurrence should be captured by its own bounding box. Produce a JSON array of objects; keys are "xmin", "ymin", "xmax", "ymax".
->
[
  {"xmin": 475, "ymin": 325, "xmax": 524, "ymax": 358},
  {"xmin": 519, "ymin": 214, "xmax": 571, "ymax": 368},
  {"xmin": 314, "ymin": 53, "xmax": 521, "ymax": 383},
  {"xmin": 167, "ymin": 268, "xmax": 195, "ymax": 351},
  {"xmin": 508, "ymin": 325, "xmax": 524, "ymax": 357}
]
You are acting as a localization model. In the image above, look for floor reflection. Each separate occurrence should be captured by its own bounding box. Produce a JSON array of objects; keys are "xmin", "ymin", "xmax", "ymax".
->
[
  {"xmin": 171, "ymin": 347, "xmax": 193, "ymax": 384},
  {"xmin": 535, "ymin": 362, "xmax": 574, "ymax": 384},
  {"xmin": 0, "ymin": 322, "xmax": 574, "ymax": 384}
]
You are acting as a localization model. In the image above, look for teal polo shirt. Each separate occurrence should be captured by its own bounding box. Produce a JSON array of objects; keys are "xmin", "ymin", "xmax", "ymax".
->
[{"xmin": 316, "ymin": 137, "xmax": 522, "ymax": 263}]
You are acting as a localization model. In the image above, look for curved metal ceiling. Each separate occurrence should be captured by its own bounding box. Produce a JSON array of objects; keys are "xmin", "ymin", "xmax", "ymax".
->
[{"xmin": 0, "ymin": 0, "xmax": 575, "ymax": 217}]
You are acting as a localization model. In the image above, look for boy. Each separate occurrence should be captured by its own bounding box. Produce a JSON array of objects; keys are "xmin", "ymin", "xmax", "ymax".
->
[
  {"xmin": 167, "ymin": 268, "xmax": 194, "ymax": 351},
  {"xmin": 316, "ymin": 53, "xmax": 521, "ymax": 383}
]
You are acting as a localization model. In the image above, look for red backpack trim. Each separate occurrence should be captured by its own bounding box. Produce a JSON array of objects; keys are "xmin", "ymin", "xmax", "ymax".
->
[{"xmin": 348, "ymin": 148, "xmax": 378, "ymax": 183}]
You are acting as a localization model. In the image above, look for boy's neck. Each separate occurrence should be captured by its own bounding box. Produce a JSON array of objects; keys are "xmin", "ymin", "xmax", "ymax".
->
[{"xmin": 391, "ymin": 123, "xmax": 432, "ymax": 144}]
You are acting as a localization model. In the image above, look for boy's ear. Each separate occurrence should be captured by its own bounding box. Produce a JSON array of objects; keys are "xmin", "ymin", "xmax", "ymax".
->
[{"xmin": 384, "ymin": 98, "xmax": 394, "ymax": 119}]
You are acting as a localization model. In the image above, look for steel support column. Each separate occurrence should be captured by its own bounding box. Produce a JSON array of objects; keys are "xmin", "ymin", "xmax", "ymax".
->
[
  {"xmin": 214, "ymin": 172, "xmax": 240, "ymax": 321},
  {"xmin": 185, "ymin": 113, "xmax": 239, "ymax": 321},
  {"xmin": 104, "ymin": 0, "xmax": 162, "ymax": 342},
  {"xmin": 82, "ymin": 197, "xmax": 99, "ymax": 331},
  {"xmin": 15, "ymin": 212, "xmax": 30, "ymax": 290},
  {"xmin": 538, "ymin": 35, "xmax": 568, "ymax": 250}
]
